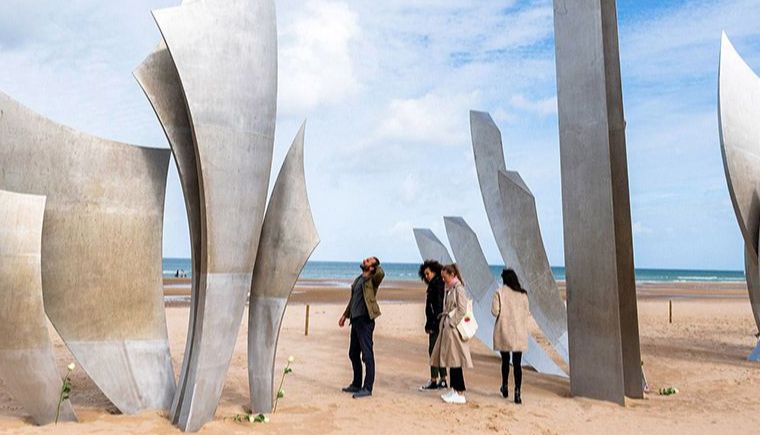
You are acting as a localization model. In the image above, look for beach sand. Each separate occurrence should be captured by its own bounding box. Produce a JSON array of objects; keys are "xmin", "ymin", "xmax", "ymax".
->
[{"xmin": 1, "ymin": 280, "xmax": 759, "ymax": 434}]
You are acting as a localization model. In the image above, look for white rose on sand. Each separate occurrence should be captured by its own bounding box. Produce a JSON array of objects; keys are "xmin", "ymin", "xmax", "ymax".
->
[
  {"xmin": 67, "ymin": 363, "xmax": 76, "ymax": 371},
  {"xmin": 288, "ymin": 356, "xmax": 295, "ymax": 363},
  {"xmin": 264, "ymin": 415, "xmax": 270, "ymax": 423}
]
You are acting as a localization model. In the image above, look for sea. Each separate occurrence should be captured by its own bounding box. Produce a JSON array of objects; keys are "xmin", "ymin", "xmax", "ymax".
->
[{"xmin": 163, "ymin": 258, "xmax": 745, "ymax": 283}]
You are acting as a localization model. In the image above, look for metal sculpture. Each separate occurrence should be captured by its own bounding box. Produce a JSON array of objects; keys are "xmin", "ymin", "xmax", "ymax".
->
[
  {"xmin": 443, "ymin": 217, "xmax": 567, "ymax": 377},
  {"xmin": 553, "ymin": 0, "xmax": 643, "ymax": 403},
  {"xmin": 496, "ymin": 170, "xmax": 569, "ymax": 361},
  {"xmin": 413, "ymin": 228, "xmax": 453, "ymax": 264},
  {"xmin": 0, "ymin": 92, "xmax": 174, "ymax": 414},
  {"xmin": 0, "ymin": 190, "xmax": 77, "ymax": 425},
  {"xmin": 134, "ymin": 40, "xmax": 202, "ymax": 426},
  {"xmin": 470, "ymin": 110, "xmax": 570, "ymax": 363},
  {"xmin": 149, "ymin": 0, "xmax": 278, "ymax": 430},
  {"xmin": 248, "ymin": 122, "xmax": 319, "ymax": 413},
  {"xmin": 718, "ymin": 32, "xmax": 760, "ymax": 361}
]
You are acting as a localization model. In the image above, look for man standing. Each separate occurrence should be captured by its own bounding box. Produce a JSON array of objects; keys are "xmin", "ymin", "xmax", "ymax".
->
[{"xmin": 339, "ymin": 256, "xmax": 384, "ymax": 398}]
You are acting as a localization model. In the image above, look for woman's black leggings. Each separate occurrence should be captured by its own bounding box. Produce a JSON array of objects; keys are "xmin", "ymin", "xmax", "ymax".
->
[
  {"xmin": 449, "ymin": 367, "xmax": 466, "ymax": 392},
  {"xmin": 500, "ymin": 351, "xmax": 522, "ymax": 389}
]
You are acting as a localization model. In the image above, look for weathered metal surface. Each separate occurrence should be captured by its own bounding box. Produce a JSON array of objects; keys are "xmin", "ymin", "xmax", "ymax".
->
[
  {"xmin": 248, "ymin": 122, "xmax": 319, "ymax": 413},
  {"xmin": 553, "ymin": 0, "xmax": 643, "ymax": 402},
  {"xmin": 0, "ymin": 190, "xmax": 77, "ymax": 425},
  {"xmin": 152, "ymin": 0, "xmax": 278, "ymax": 430},
  {"xmin": 0, "ymin": 91, "xmax": 174, "ymax": 413},
  {"xmin": 412, "ymin": 228, "xmax": 453, "ymax": 264},
  {"xmin": 497, "ymin": 170, "xmax": 570, "ymax": 361},
  {"xmin": 718, "ymin": 33, "xmax": 760, "ymax": 347},
  {"xmin": 134, "ymin": 40, "xmax": 202, "ymax": 424},
  {"xmin": 469, "ymin": 111, "xmax": 570, "ymax": 364},
  {"xmin": 443, "ymin": 217, "xmax": 566, "ymax": 378}
]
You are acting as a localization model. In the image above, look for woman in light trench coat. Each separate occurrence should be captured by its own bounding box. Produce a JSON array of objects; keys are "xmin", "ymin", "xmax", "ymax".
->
[
  {"xmin": 430, "ymin": 264, "xmax": 473, "ymax": 405},
  {"xmin": 491, "ymin": 268, "xmax": 530, "ymax": 404}
]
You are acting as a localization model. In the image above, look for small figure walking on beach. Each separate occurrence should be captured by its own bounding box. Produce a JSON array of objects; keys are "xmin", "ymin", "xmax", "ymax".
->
[
  {"xmin": 418, "ymin": 260, "xmax": 448, "ymax": 390},
  {"xmin": 339, "ymin": 256, "xmax": 384, "ymax": 398},
  {"xmin": 430, "ymin": 264, "xmax": 473, "ymax": 404},
  {"xmin": 491, "ymin": 269, "xmax": 531, "ymax": 404}
]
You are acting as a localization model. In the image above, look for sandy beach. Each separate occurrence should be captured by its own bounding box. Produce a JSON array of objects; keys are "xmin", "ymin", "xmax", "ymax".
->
[{"xmin": 1, "ymin": 280, "xmax": 759, "ymax": 434}]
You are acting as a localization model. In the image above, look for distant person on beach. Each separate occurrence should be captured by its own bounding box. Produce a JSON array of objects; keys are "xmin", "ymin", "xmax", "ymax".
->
[
  {"xmin": 339, "ymin": 256, "xmax": 384, "ymax": 399},
  {"xmin": 430, "ymin": 264, "xmax": 473, "ymax": 404},
  {"xmin": 491, "ymin": 269, "xmax": 530, "ymax": 404},
  {"xmin": 418, "ymin": 260, "xmax": 448, "ymax": 391}
]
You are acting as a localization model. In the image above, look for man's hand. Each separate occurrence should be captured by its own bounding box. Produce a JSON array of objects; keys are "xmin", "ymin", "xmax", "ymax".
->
[{"xmin": 339, "ymin": 315, "xmax": 347, "ymax": 328}]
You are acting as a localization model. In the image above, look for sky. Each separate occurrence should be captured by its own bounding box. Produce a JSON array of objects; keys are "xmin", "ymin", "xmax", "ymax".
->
[{"xmin": 1, "ymin": 0, "xmax": 759, "ymax": 270}]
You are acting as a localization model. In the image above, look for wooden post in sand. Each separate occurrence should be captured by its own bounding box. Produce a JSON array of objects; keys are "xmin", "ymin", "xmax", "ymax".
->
[
  {"xmin": 305, "ymin": 304, "xmax": 310, "ymax": 336},
  {"xmin": 669, "ymin": 300, "xmax": 673, "ymax": 324}
]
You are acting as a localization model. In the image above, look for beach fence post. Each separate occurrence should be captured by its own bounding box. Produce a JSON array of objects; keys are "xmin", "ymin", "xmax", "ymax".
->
[
  {"xmin": 305, "ymin": 304, "xmax": 310, "ymax": 336},
  {"xmin": 669, "ymin": 300, "xmax": 672, "ymax": 324}
]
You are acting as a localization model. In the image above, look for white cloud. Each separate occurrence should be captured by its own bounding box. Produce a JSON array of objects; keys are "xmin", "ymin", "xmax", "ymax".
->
[
  {"xmin": 510, "ymin": 94, "xmax": 557, "ymax": 116},
  {"xmin": 400, "ymin": 173, "xmax": 420, "ymax": 204},
  {"xmin": 388, "ymin": 220, "xmax": 414, "ymax": 238},
  {"xmin": 632, "ymin": 221, "xmax": 654, "ymax": 236},
  {"xmin": 278, "ymin": 1, "xmax": 360, "ymax": 114},
  {"xmin": 620, "ymin": 0, "xmax": 760, "ymax": 84},
  {"xmin": 376, "ymin": 91, "xmax": 480, "ymax": 147}
]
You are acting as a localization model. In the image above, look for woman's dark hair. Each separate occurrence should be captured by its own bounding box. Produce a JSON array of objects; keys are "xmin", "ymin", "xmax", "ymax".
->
[
  {"xmin": 501, "ymin": 269, "xmax": 527, "ymax": 294},
  {"xmin": 417, "ymin": 260, "xmax": 443, "ymax": 282}
]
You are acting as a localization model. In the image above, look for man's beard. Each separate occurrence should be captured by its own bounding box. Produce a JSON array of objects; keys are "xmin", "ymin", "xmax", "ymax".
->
[{"xmin": 360, "ymin": 263, "xmax": 369, "ymax": 272}]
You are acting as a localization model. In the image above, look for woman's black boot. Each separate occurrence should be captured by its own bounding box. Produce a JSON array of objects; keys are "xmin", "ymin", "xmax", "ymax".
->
[
  {"xmin": 500, "ymin": 384, "xmax": 508, "ymax": 398},
  {"xmin": 514, "ymin": 388, "xmax": 522, "ymax": 404}
]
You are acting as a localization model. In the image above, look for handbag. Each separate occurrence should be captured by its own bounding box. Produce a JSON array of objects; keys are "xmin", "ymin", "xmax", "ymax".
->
[{"xmin": 454, "ymin": 294, "xmax": 478, "ymax": 342}]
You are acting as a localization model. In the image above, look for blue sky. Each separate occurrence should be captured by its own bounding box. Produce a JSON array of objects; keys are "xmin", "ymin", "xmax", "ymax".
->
[{"xmin": 0, "ymin": 0, "xmax": 759, "ymax": 270}]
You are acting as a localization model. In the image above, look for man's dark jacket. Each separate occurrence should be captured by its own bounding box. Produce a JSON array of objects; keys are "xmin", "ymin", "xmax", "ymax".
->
[{"xmin": 424, "ymin": 275, "xmax": 445, "ymax": 333}]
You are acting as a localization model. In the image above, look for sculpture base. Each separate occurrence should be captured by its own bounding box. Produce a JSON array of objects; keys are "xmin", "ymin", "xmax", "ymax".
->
[
  {"xmin": 0, "ymin": 348, "xmax": 77, "ymax": 425},
  {"xmin": 524, "ymin": 337, "xmax": 568, "ymax": 378},
  {"xmin": 67, "ymin": 339, "xmax": 175, "ymax": 414}
]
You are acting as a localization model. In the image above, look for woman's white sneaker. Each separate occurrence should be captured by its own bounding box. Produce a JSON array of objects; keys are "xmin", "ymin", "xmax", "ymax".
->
[
  {"xmin": 443, "ymin": 391, "xmax": 466, "ymax": 404},
  {"xmin": 440, "ymin": 389, "xmax": 455, "ymax": 401}
]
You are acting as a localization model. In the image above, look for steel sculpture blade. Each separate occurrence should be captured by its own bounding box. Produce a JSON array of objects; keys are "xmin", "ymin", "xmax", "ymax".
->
[
  {"xmin": 718, "ymin": 32, "xmax": 760, "ymax": 360},
  {"xmin": 0, "ymin": 190, "xmax": 77, "ymax": 425},
  {"xmin": 248, "ymin": 122, "xmax": 319, "ymax": 413},
  {"xmin": 497, "ymin": 170, "xmax": 570, "ymax": 361},
  {"xmin": 470, "ymin": 110, "xmax": 570, "ymax": 363},
  {"xmin": 0, "ymin": 92, "xmax": 174, "ymax": 413},
  {"xmin": 443, "ymin": 217, "xmax": 566, "ymax": 377},
  {"xmin": 152, "ymin": 0, "xmax": 278, "ymax": 430},
  {"xmin": 134, "ymin": 41, "xmax": 203, "ymax": 423},
  {"xmin": 412, "ymin": 228, "xmax": 453, "ymax": 264},
  {"xmin": 553, "ymin": 0, "xmax": 643, "ymax": 402}
]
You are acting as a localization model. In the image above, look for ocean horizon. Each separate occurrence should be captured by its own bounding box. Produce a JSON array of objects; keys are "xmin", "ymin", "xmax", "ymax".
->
[{"xmin": 162, "ymin": 258, "xmax": 746, "ymax": 283}]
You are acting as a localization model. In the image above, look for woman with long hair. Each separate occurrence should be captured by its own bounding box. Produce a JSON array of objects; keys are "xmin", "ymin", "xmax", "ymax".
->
[
  {"xmin": 491, "ymin": 268, "xmax": 530, "ymax": 404},
  {"xmin": 430, "ymin": 264, "xmax": 473, "ymax": 404}
]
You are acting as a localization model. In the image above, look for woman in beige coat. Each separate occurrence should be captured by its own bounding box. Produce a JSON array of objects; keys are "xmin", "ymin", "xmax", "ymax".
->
[
  {"xmin": 491, "ymin": 269, "xmax": 530, "ymax": 404},
  {"xmin": 430, "ymin": 264, "xmax": 473, "ymax": 405}
]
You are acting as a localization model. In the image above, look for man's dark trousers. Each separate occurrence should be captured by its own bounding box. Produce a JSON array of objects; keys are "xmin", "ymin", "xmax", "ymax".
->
[{"xmin": 349, "ymin": 314, "xmax": 375, "ymax": 391}]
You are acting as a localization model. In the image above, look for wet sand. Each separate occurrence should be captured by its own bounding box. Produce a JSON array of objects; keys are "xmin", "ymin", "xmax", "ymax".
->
[
  {"xmin": 1, "ymin": 280, "xmax": 759, "ymax": 434},
  {"xmin": 163, "ymin": 277, "xmax": 751, "ymax": 304}
]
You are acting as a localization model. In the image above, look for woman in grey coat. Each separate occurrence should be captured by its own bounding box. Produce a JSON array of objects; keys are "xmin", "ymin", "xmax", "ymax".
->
[
  {"xmin": 430, "ymin": 264, "xmax": 473, "ymax": 405},
  {"xmin": 491, "ymin": 269, "xmax": 530, "ymax": 404}
]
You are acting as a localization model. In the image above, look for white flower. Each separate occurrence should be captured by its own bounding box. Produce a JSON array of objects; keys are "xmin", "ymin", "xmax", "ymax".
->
[
  {"xmin": 67, "ymin": 363, "xmax": 76, "ymax": 371},
  {"xmin": 287, "ymin": 355, "xmax": 295, "ymax": 363},
  {"xmin": 263, "ymin": 415, "xmax": 270, "ymax": 423}
]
